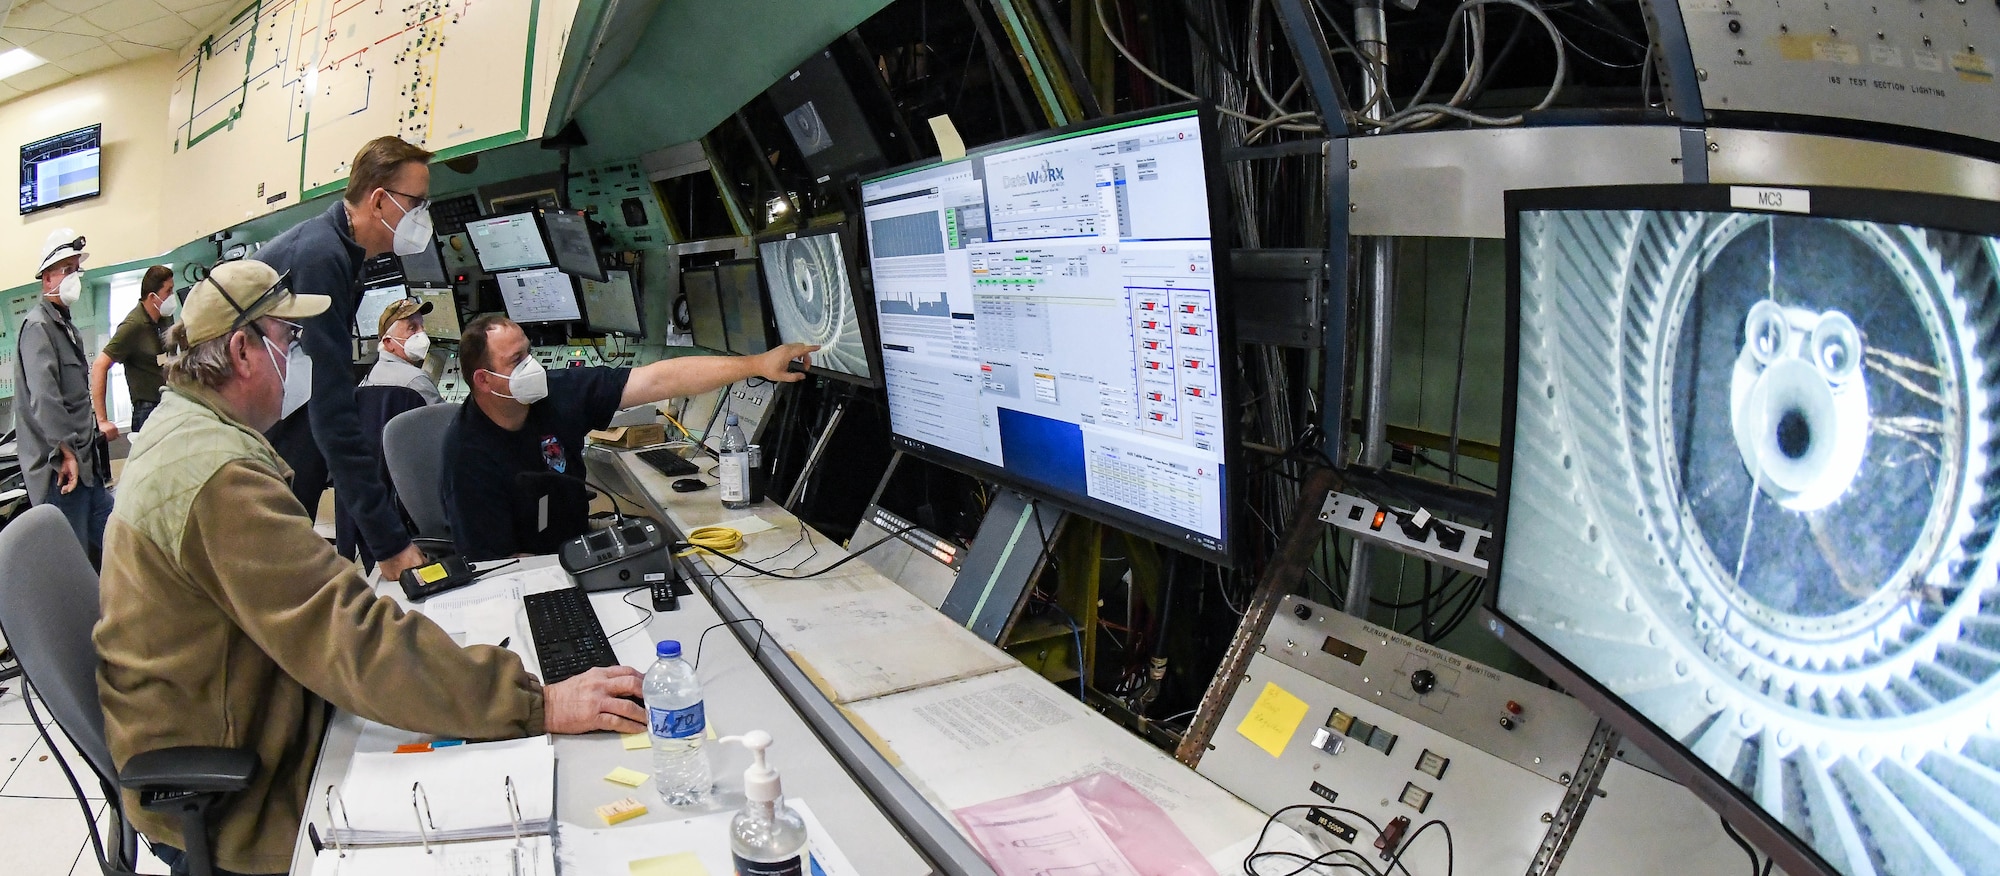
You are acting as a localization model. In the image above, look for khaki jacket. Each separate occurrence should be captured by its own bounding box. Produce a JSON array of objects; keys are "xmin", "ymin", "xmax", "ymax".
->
[{"xmin": 95, "ymin": 381, "xmax": 545, "ymax": 874}]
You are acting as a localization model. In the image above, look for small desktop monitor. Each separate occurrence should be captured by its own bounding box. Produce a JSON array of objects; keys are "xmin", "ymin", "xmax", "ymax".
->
[
  {"xmin": 20, "ymin": 124, "xmax": 101, "ymax": 214},
  {"xmin": 715, "ymin": 259, "xmax": 772, "ymax": 355},
  {"xmin": 756, "ymin": 226, "xmax": 874, "ymax": 383},
  {"xmin": 1490, "ymin": 183, "xmax": 2000, "ymax": 876},
  {"xmin": 581, "ymin": 269, "xmax": 642, "ymax": 336},
  {"xmin": 542, "ymin": 208, "xmax": 605, "ymax": 282},
  {"xmin": 414, "ymin": 287, "xmax": 461, "ymax": 340},
  {"xmin": 353, "ymin": 284, "xmax": 408, "ymax": 339},
  {"xmin": 494, "ymin": 267, "xmax": 581, "ymax": 324},
  {"xmin": 682, "ymin": 265, "xmax": 727, "ymax": 352},
  {"xmin": 465, "ymin": 212, "xmax": 551, "ymax": 272},
  {"xmin": 858, "ymin": 104, "xmax": 1237, "ymax": 565},
  {"xmin": 399, "ymin": 235, "xmax": 450, "ymax": 285}
]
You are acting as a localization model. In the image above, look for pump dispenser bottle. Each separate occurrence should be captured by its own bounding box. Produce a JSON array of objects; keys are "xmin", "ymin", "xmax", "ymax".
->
[{"xmin": 719, "ymin": 731, "xmax": 809, "ymax": 876}]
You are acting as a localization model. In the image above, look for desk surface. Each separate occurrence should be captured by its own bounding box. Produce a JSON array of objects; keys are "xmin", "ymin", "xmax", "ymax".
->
[
  {"xmin": 602, "ymin": 444, "xmax": 1278, "ymax": 873},
  {"xmin": 289, "ymin": 556, "xmax": 930, "ymax": 875}
]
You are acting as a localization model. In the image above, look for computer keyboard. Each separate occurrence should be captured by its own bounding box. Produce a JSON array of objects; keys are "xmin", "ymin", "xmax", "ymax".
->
[
  {"xmin": 523, "ymin": 586, "xmax": 620, "ymax": 685},
  {"xmin": 636, "ymin": 447, "xmax": 700, "ymax": 478}
]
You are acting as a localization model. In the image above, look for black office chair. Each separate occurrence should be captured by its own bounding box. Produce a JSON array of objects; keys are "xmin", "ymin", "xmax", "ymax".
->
[
  {"xmin": 0, "ymin": 506, "xmax": 256, "ymax": 876},
  {"xmin": 383, "ymin": 402, "xmax": 461, "ymax": 556}
]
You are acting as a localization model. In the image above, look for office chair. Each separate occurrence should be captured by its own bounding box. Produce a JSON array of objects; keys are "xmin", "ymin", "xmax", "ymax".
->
[
  {"xmin": 383, "ymin": 402, "xmax": 461, "ymax": 555},
  {"xmin": 0, "ymin": 506, "xmax": 256, "ymax": 876}
]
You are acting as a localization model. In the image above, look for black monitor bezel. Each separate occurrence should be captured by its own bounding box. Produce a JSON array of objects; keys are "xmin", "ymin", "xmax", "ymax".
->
[
  {"xmin": 539, "ymin": 207, "xmax": 607, "ymax": 282},
  {"xmin": 752, "ymin": 222, "xmax": 883, "ymax": 387},
  {"xmin": 464, "ymin": 210, "xmax": 553, "ymax": 273},
  {"xmin": 714, "ymin": 257, "xmax": 775, "ymax": 356},
  {"xmin": 682, "ymin": 264, "xmax": 729, "ymax": 353},
  {"xmin": 491, "ymin": 266, "xmax": 582, "ymax": 326},
  {"xmin": 397, "ymin": 234, "xmax": 451, "ymax": 285},
  {"xmin": 19, "ymin": 123, "xmax": 102, "ymax": 215},
  {"xmin": 854, "ymin": 101, "xmax": 1243, "ymax": 568},
  {"xmin": 1486, "ymin": 182, "xmax": 2000, "ymax": 876},
  {"xmin": 410, "ymin": 285, "xmax": 462, "ymax": 342},
  {"xmin": 579, "ymin": 268, "xmax": 643, "ymax": 337}
]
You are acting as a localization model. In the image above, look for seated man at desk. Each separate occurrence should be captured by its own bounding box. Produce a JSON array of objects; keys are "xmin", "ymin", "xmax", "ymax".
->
[
  {"xmin": 445, "ymin": 314, "xmax": 812, "ymax": 560},
  {"xmin": 96, "ymin": 261, "xmax": 647, "ymax": 876}
]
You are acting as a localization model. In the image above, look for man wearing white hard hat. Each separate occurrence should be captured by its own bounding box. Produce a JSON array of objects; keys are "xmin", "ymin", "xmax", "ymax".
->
[
  {"xmin": 96, "ymin": 259, "xmax": 644, "ymax": 876},
  {"xmin": 13, "ymin": 228, "xmax": 111, "ymax": 561}
]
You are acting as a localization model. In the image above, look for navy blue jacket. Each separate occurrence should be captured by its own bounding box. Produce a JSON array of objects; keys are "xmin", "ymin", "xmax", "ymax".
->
[{"xmin": 258, "ymin": 201, "xmax": 413, "ymax": 560}]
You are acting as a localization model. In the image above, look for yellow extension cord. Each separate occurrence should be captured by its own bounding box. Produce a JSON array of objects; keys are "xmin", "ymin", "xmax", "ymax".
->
[{"xmin": 676, "ymin": 525, "xmax": 743, "ymax": 558}]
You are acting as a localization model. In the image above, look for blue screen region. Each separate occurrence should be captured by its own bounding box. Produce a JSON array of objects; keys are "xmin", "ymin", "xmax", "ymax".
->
[{"xmin": 995, "ymin": 408, "xmax": 1087, "ymax": 497}]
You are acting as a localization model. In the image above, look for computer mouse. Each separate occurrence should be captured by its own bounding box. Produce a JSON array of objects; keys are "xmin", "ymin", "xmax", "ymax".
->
[{"xmin": 671, "ymin": 478, "xmax": 708, "ymax": 493}]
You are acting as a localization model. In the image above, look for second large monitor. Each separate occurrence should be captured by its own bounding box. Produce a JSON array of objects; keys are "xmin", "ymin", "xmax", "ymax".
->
[
  {"xmin": 859, "ymin": 105, "xmax": 1236, "ymax": 565},
  {"xmin": 756, "ymin": 227, "xmax": 874, "ymax": 383}
]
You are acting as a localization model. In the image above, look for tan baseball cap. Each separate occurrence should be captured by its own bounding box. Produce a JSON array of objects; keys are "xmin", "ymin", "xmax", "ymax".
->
[
  {"xmin": 180, "ymin": 260, "xmax": 330, "ymax": 347},
  {"xmin": 376, "ymin": 296, "xmax": 433, "ymax": 339}
]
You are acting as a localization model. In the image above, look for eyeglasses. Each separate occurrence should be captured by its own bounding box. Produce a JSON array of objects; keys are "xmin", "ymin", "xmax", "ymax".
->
[
  {"xmin": 267, "ymin": 318, "xmax": 306, "ymax": 347},
  {"xmin": 382, "ymin": 188, "xmax": 429, "ymax": 213}
]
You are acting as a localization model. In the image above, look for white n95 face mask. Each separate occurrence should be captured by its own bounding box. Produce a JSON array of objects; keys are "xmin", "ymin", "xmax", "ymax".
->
[
  {"xmin": 398, "ymin": 330, "xmax": 431, "ymax": 363},
  {"xmin": 156, "ymin": 291, "xmax": 179, "ymax": 320},
  {"xmin": 483, "ymin": 355, "xmax": 548, "ymax": 404},
  {"xmin": 56, "ymin": 272, "xmax": 82, "ymax": 307},
  {"xmin": 383, "ymin": 197, "xmax": 435, "ymax": 257},
  {"xmin": 263, "ymin": 335, "xmax": 314, "ymax": 419}
]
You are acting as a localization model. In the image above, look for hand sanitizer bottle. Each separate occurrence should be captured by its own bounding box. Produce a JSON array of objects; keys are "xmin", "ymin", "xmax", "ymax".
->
[{"xmin": 719, "ymin": 731, "xmax": 809, "ymax": 876}]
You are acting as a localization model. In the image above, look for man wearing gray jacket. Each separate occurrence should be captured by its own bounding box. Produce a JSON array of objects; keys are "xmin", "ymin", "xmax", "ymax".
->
[{"xmin": 14, "ymin": 228, "xmax": 110, "ymax": 561}]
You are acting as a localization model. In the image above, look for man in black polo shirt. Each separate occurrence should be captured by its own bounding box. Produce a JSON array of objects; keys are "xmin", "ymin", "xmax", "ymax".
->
[
  {"xmin": 444, "ymin": 314, "xmax": 813, "ymax": 560},
  {"xmin": 91, "ymin": 264, "xmax": 176, "ymax": 438}
]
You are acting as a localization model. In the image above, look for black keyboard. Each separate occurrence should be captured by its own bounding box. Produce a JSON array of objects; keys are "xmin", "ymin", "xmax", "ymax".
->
[
  {"xmin": 636, "ymin": 447, "xmax": 700, "ymax": 478},
  {"xmin": 523, "ymin": 587, "xmax": 619, "ymax": 685}
]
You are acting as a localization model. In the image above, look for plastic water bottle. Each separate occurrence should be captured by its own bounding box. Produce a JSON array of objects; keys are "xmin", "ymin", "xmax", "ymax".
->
[
  {"xmin": 718, "ymin": 414, "xmax": 751, "ymax": 509},
  {"xmin": 643, "ymin": 640, "xmax": 711, "ymax": 805}
]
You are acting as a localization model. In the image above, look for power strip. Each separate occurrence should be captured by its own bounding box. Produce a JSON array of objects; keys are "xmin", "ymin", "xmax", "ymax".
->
[{"xmin": 1318, "ymin": 491, "xmax": 1490, "ymax": 578}]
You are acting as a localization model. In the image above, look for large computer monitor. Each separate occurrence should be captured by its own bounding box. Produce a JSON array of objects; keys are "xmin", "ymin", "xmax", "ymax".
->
[
  {"xmin": 858, "ymin": 105, "xmax": 1237, "ymax": 565},
  {"xmin": 756, "ymin": 226, "xmax": 875, "ymax": 384},
  {"xmin": 581, "ymin": 269, "xmax": 642, "ymax": 336},
  {"xmin": 465, "ymin": 212, "xmax": 552, "ymax": 272},
  {"xmin": 1489, "ymin": 184, "xmax": 2000, "ymax": 876},
  {"xmin": 20, "ymin": 124, "xmax": 101, "ymax": 215},
  {"xmin": 682, "ymin": 265, "xmax": 727, "ymax": 352},
  {"xmin": 414, "ymin": 286, "xmax": 461, "ymax": 340},
  {"xmin": 542, "ymin": 208, "xmax": 606, "ymax": 282},
  {"xmin": 716, "ymin": 259, "xmax": 773, "ymax": 355},
  {"xmin": 494, "ymin": 267, "xmax": 581, "ymax": 324},
  {"xmin": 399, "ymin": 235, "xmax": 451, "ymax": 285},
  {"xmin": 353, "ymin": 284, "xmax": 408, "ymax": 339}
]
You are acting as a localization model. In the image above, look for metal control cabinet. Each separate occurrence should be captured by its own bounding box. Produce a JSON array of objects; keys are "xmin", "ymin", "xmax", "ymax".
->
[
  {"xmin": 1198, "ymin": 596, "xmax": 1605, "ymax": 874},
  {"xmin": 1668, "ymin": 1, "xmax": 2000, "ymax": 149}
]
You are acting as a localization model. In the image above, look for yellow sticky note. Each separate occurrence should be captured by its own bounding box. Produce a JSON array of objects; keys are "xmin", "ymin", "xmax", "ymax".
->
[
  {"xmin": 417, "ymin": 563, "xmax": 447, "ymax": 583},
  {"xmin": 1236, "ymin": 681, "xmax": 1310, "ymax": 758},
  {"xmin": 928, "ymin": 114, "xmax": 967, "ymax": 161},
  {"xmin": 630, "ymin": 852, "xmax": 710, "ymax": 876},
  {"xmin": 605, "ymin": 766, "xmax": 649, "ymax": 787},
  {"xmin": 597, "ymin": 797, "xmax": 647, "ymax": 825},
  {"xmin": 622, "ymin": 732, "xmax": 651, "ymax": 751}
]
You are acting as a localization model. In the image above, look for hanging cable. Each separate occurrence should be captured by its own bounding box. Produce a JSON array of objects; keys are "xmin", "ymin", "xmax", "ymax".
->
[{"xmin": 1093, "ymin": 0, "xmax": 1323, "ymax": 133}]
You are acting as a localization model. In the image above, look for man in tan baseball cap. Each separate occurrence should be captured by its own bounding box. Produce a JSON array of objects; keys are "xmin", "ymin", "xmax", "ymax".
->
[{"xmin": 95, "ymin": 258, "xmax": 644, "ymax": 875}]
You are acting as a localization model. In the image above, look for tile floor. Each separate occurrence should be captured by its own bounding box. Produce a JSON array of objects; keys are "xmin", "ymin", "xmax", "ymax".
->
[{"xmin": 0, "ymin": 682, "xmax": 170, "ymax": 876}]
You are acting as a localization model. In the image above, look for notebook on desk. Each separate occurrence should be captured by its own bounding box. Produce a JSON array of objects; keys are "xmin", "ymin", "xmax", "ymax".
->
[{"xmin": 318, "ymin": 737, "xmax": 555, "ymax": 848}]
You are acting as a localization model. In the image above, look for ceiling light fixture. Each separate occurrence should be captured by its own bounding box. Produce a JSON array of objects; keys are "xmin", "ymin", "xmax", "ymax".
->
[{"xmin": 0, "ymin": 48, "xmax": 47, "ymax": 82}]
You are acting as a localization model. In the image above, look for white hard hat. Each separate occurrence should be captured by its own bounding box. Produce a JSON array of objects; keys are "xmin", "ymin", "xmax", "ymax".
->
[{"xmin": 36, "ymin": 228, "xmax": 88, "ymax": 278}]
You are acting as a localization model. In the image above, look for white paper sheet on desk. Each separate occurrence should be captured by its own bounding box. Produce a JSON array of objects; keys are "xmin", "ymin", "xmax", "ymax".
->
[
  {"xmin": 713, "ymin": 515, "xmax": 776, "ymax": 537},
  {"xmin": 844, "ymin": 667, "xmax": 1270, "ymax": 857},
  {"xmin": 310, "ymin": 835, "xmax": 552, "ymax": 876},
  {"xmin": 738, "ymin": 587, "xmax": 1014, "ymax": 704},
  {"xmin": 556, "ymin": 799, "xmax": 856, "ymax": 876}
]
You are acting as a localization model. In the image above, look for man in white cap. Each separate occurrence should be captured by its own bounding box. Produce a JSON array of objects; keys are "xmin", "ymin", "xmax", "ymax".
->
[
  {"xmin": 13, "ymin": 227, "xmax": 110, "ymax": 560},
  {"xmin": 96, "ymin": 260, "xmax": 643, "ymax": 876}
]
